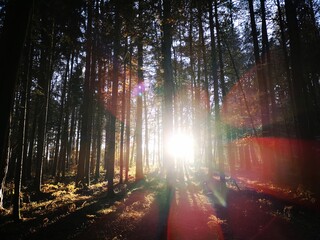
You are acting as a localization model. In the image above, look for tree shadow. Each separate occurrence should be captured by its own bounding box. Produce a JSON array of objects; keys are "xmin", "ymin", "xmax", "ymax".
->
[
  {"xmin": 0, "ymin": 179, "xmax": 155, "ymax": 240},
  {"xmin": 205, "ymin": 177, "xmax": 320, "ymax": 240},
  {"xmin": 164, "ymin": 167, "xmax": 222, "ymax": 240}
]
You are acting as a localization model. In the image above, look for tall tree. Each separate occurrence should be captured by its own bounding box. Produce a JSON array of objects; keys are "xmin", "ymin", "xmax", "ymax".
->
[
  {"xmin": 248, "ymin": 0, "xmax": 270, "ymax": 136},
  {"xmin": 125, "ymin": 42, "xmax": 133, "ymax": 182},
  {"xmin": 285, "ymin": 0, "xmax": 311, "ymax": 139},
  {"xmin": 213, "ymin": 0, "xmax": 227, "ymax": 186},
  {"xmin": 162, "ymin": 0, "xmax": 174, "ymax": 184},
  {"xmin": 208, "ymin": 0, "xmax": 218, "ymax": 176},
  {"xmin": 260, "ymin": 0, "xmax": 276, "ymax": 135},
  {"xmin": 160, "ymin": 0, "xmax": 175, "ymax": 238},
  {"xmin": 34, "ymin": 10, "xmax": 55, "ymax": 192},
  {"xmin": 0, "ymin": 0, "xmax": 33, "ymax": 207},
  {"xmin": 285, "ymin": 0, "xmax": 317, "ymax": 189},
  {"xmin": 135, "ymin": 0, "xmax": 144, "ymax": 181},
  {"xmin": 106, "ymin": 0, "xmax": 121, "ymax": 195},
  {"xmin": 13, "ymin": 13, "xmax": 34, "ymax": 220},
  {"xmin": 197, "ymin": 1, "xmax": 212, "ymax": 177},
  {"xmin": 77, "ymin": 0, "xmax": 94, "ymax": 186}
]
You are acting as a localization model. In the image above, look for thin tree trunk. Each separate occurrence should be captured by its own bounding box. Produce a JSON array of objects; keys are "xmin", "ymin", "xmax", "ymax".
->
[
  {"xmin": 248, "ymin": 0, "xmax": 270, "ymax": 136},
  {"xmin": 208, "ymin": 0, "xmax": 218, "ymax": 172},
  {"xmin": 214, "ymin": 0, "xmax": 226, "ymax": 186},
  {"xmin": 59, "ymin": 57, "xmax": 71, "ymax": 180},
  {"xmin": 119, "ymin": 57, "xmax": 126, "ymax": 183},
  {"xmin": 0, "ymin": 0, "xmax": 33, "ymax": 207},
  {"xmin": 95, "ymin": 59, "xmax": 105, "ymax": 181},
  {"xmin": 77, "ymin": 0, "xmax": 93, "ymax": 186},
  {"xmin": 54, "ymin": 58, "xmax": 69, "ymax": 178},
  {"xmin": 22, "ymin": 38, "xmax": 34, "ymax": 183},
  {"xmin": 35, "ymin": 18, "xmax": 54, "ymax": 192},
  {"xmin": 135, "ymin": 0, "xmax": 144, "ymax": 180},
  {"xmin": 13, "ymin": 50, "xmax": 31, "ymax": 221},
  {"xmin": 198, "ymin": 2, "xmax": 212, "ymax": 177},
  {"xmin": 188, "ymin": 3, "xmax": 197, "ymax": 169},
  {"xmin": 162, "ymin": 0, "xmax": 174, "ymax": 183},
  {"xmin": 66, "ymin": 53, "xmax": 75, "ymax": 171},
  {"xmin": 161, "ymin": 0, "xmax": 175, "ymax": 238},
  {"xmin": 143, "ymin": 92, "xmax": 149, "ymax": 170},
  {"xmin": 125, "ymin": 43, "xmax": 133, "ymax": 182},
  {"xmin": 136, "ymin": 36, "xmax": 144, "ymax": 180},
  {"xmin": 107, "ymin": 0, "xmax": 121, "ymax": 195}
]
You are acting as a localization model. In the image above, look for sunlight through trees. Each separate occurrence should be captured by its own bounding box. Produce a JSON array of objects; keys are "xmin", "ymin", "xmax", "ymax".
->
[{"xmin": 0, "ymin": 0, "xmax": 319, "ymax": 231}]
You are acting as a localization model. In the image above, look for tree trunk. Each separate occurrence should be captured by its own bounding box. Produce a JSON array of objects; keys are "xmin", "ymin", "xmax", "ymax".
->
[
  {"xmin": 107, "ymin": 0, "xmax": 121, "ymax": 195},
  {"xmin": 188, "ymin": 3, "xmax": 197, "ymax": 170},
  {"xmin": 119, "ymin": 56, "xmax": 126, "ymax": 183},
  {"xmin": 59, "ymin": 57, "xmax": 71, "ymax": 180},
  {"xmin": 13, "ymin": 41, "xmax": 32, "ymax": 221},
  {"xmin": 125, "ymin": 43, "xmax": 133, "ymax": 182},
  {"xmin": 198, "ymin": 2, "xmax": 213, "ymax": 177},
  {"xmin": 248, "ymin": 0, "xmax": 270, "ymax": 136},
  {"xmin": 94, "ymin": 59, "xmax": 105, "ymax": 181},
  {"xmin": 214, "ymin": 0, "xmax": 226, "ymax": 187},
  {"xmin": 35, "ymin": 18, "xmax": 54, "ymax": 192},
  {"xmin": 0, "ymin": 0, "xmax": 33, "ymax": 208},
  {"xmin": 25, "ymin": 101, "xmax": 37, "ymax": 181},
  {"xmin": 285, "ymin": 0, "xmax": 316, "ymax": 189},
  {"xmin": 208, "ymin": 0, "xmax": 218, "ymax": 172},
  {"xmin": 161, "ymin": 0, "xmax": 175, "ymax": 238},
  {"xmin": 22, "ymin": 38, "xmax": 34, "ymax": 183},
  {"xmin": 77, "ymin": 0, "xmax": 93, "ymax": 186},
  {"xmin": 136, "ymin": 34, "xmax": 144, "ymax": 180},
  {"xmin": 143, "ymin": 92, "xmax": 149, "ymax": 170},
  {"xmin": 162, "ymin": 0, "xmax": 174, "ymax": 184},
  {"xmin": 53, "ymin": 57, "xmax": 69, "ymax": 178}
]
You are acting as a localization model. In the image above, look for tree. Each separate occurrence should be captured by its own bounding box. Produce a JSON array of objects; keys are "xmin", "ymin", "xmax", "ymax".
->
[
  {"xmin": 214, "ymin": 0, "xmax": 227, "ymax": 186},
  {"xmin": 248, "ymin": 0, "xmax": 270, "ymax": 137},
  {"xmin": 160, "ymin": 0, "xmax": 175, "ymax": 238},
  {"xmin": 125, "ymin": 42, "xmax": 133, "ymax": 182},
  {"xmin": 0, "ymin": 0, "xmax": 33, "ymax": 211},
  {"xmin": 106, "ymin": 0, "xmax": 122, "ymax": 196},
  {"xmin": 208, "ymin": 0, "xmax": 218, "ymax": 177},
  {"xmin": 162, "ymin": 0, "xmax": 174, "ymax": 184},
  {"xmin": 197, "ymin": 0, "xmax": 212, "ymax": 177},
  {"xmin": 285, "ymin": 0, "xmax": 318, "ymax": 189},
  {"xmin": 135, "ymin": 0, "xmax": 144, "ymax": 181},
  {"xmin": 77, "ymin": 0, "xmax": 94, "ymax": 186},
  {"xmin": 34, "ymin": 11, "xmax": 55, "ymax": 192}
]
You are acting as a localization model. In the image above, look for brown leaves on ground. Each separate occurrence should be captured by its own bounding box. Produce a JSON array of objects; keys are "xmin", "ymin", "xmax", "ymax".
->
[{"xmin": 1, "ymin": 170, "xmax": 320, "ymax": 240}]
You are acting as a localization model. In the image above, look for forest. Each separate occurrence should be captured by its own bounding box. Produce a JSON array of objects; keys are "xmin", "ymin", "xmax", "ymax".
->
[{"xmin": 0, "ymin": 0, "xmax": 320, "ymax": 239}]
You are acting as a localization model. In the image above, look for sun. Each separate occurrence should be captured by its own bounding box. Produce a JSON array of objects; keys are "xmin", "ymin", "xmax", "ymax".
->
[{"xmin": 167, "ymin": 132, "xmax": 194, "ymax": 162}]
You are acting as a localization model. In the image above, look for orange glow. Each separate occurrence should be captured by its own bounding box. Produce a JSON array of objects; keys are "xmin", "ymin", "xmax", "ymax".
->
[
  {"xmin": 221, "ymin": 68, "xmax": 261, "ymax": 129},
  {"xmin": 167, "ymin": 183, "xmax": 224, "ymax": 240},
  {"xmin": 225, "ymin": 137, "xmax": 320, "ymax": 209}
]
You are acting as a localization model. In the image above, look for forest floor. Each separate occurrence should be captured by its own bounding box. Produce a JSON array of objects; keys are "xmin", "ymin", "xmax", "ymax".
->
[{"xmin": 1, "ymin": 167, "xmax": 320, "ymax": 240}]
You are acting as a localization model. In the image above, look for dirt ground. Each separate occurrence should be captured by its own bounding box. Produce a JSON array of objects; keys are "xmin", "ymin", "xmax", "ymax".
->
[{"xmin": 1, "ymin": 169, "xmax": 320, "ymax": 240}]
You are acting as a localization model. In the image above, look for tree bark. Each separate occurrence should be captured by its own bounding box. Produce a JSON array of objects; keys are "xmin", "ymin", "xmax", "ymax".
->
[
  {"xmin": 214, "ymin": 0, "xmax": 226, "ymax": 186},
  {"xmin": 162, "ymin": 0, "xmax": 174, "ymax": 183},
  {"xmin": 107, "ymin": 0, "xmax": 121, "ymax": 195},
  {"xmin": 198, "ymin": 2, "xmax": 213, "ymax": 177},
  {"xmin": 161, "ymin": 0, "xmax": 175, "ymax": 238},
  {"xmin": 0, "ymin": 0, "xmax": 33, "ymax": 208},
  {"xmin": 125, "ymin": 43, "xmax": 133, "ymax": 182},
  {"xmin": 248, "ymin": 0, "xmax": 270, "ymax": 136},
  {"xmin": 77, "ymin": 0, "xmax": 93, "ymax": 186},
  {"xmin": 119, "ymin": 55, "xmax": 126, "ymax": 183},
  {"xmin": 35, "ymin": 17, "xmax": 54, "ymax": 192},
  {"xmin": 136, "ymin": 31, "xmax": 144, "ymax": 180}
]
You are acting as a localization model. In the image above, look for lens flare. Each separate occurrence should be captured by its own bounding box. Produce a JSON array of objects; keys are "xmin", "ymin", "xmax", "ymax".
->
[{"xmin": 167, "ymin": 132, "xmax": 194, "ymax": 161}]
